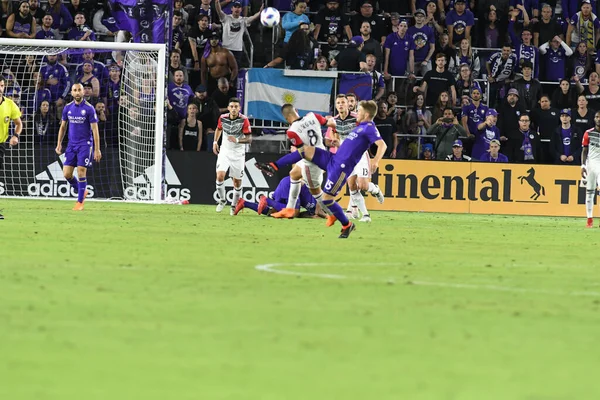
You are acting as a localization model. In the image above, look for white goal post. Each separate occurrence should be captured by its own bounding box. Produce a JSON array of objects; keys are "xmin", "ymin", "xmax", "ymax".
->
[{"xmin": 0, "ymin": 38, "xmax": 167, "ymax": 203}]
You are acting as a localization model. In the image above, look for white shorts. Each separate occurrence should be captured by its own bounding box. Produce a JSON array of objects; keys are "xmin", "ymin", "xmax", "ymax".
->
[
  {"xmin": 297, "ymin": 159, "xmax": 323, "ymax": 189},
  {"xmin": 586, "ymin": 162, "xmax": 600, "ymax": 191},
  {"xmin": 350, "ymin": 151, "xmax": 371, "ymax": 178},
  {"xmin": 216, "ymin": 152, "xmax": 245, "ymax": 179}
]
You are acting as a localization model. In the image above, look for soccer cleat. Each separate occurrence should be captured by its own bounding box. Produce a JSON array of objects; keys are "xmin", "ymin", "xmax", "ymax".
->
[
  {"xmin": 255, "ymin": 161, "xmax": 278, "ymax": 177},
  {"xmin": 325, "ymin": 215, "xmax": 337, "ymax": 227},
  {"xmin": 587, "ymin": 218, "xmax": 594, "ymax": 228},
  {"xmin": 257, "ymin": 195, "xmax": 268, "ymax": 215},
  {"xmin": 216, "ymin": 202, "xmax": 225, "ymax": 212},
  {"xmin": 271, "ymin": 207, "xmax": 296, "ymax": 219},
  {"xmin": 373, "ymin": 184, "xmax": 384, "ymax": 204},
  {"xmin": 359, "ymin": 214, "xmax": 371, "ymax": 223},
  {"xmin": 72, "ymin": 202, "xmax": 84, "ymax": 211},
  {"xmin": 233, "ymin": 199, "xmax": 245, "ymax": 215},
  {"xmin": 230, "ymin": 206, "xmax": 235, "ymax": 216},
  {"xmin": 339, "ymin": 222, "xmax": 356, "ymax": 239}
]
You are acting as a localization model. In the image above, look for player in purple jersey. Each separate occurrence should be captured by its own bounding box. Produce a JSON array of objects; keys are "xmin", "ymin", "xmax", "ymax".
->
[
  {"xmin": 233, "ymin": 176, "xmax": 325, "ymax": 218},
  {"xmin": 257, "ymin": 101, "xmax": 387, "ymax": 238},
  {"xmin": 55, "ymin": 83, "xmax": 101, "ymax": 211}
]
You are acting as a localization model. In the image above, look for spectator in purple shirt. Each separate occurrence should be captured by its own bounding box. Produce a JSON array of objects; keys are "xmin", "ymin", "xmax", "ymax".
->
[
  {"xmin": 445, "ymin": 0, "xmax": 474, "ymax": 47},
  {"xmin": 480, "ymin": 139, "xmax": 509, "ymax": 162},
  {"xmin": 6, "ymin": 1, "xmax": 36, "ymax": 39},
  {"xmin": 473, "ymin": 108, "xmax": 500, "ymax": 160},
  {"xmin": 408, "ymin": 9, "xmax": 436, "ymax": 76},
  {"xmin": 384, "ymin": 19, "xmax": 411, "ymax": 79},
  {"xmin": 168, "ymin": 69, "xmax": 194, "ymax": 120},
  {"xmin": 35, "ymin": 13, "xmax": 55, "ymax": 39},
  {"xmin": 42, "ymin": 0, "xmax": 73, "ymax": 37},
  {"xmin": 539, "ymin": 35, "xmax": 573, "ymax": 81},
  {"xmin": 551, "ymin": 108, "xmax": 583, "ymax": 164}
]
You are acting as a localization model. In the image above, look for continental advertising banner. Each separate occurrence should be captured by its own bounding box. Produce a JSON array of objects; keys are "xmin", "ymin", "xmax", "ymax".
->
[{"xmin": 358, "ymin": 160, "xmax": 589, "ymax": 217}]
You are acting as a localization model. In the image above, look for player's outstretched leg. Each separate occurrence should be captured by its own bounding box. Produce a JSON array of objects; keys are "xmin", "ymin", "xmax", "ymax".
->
[
  {"xmin": 257, "ymin": 195, "xmax": 269, "ymax": 215},
  {"xmin": 233, "ymin": 198, "xmax": 245, "ymax": 215},
  {"xmin": 255, "ymin": 151, "xmax": 305, "ymax": 177},
  {"xmin": 368, "ymin": 182, "xmax": 384, "ymax": 204},
  {"xmin": 322, "ymin": 198, "xmax": 355, "ymax": 238}
]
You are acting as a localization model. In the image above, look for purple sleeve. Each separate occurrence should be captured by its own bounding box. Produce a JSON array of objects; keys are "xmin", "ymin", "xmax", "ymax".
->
[
  {"xmin": 367, "ymin": 125, "xmax": 382, "ymax": 144},
  {"xmin": 508, "ymin": 20, "xmax": 520, "ymax": 46},
  {"xmin": 445, "ymin": 12, "xmax": 453, "ymax": 27},
  {"xmin": 88, "ymin": 104, "xmax": 98, "ymax": 123},
  {"xmin": 384, "ymin": 34, "xmax": 393, "ymax": 49},
  {"xmin": 59, "ymin": 5, "xmax": 74, "ymax": 31},
  {"xmin": 466, "ymin": 11, "xmax": 474, "ymax": 26},
  {"xmin": 595, "ymin": 18, "xmax": 600, "ymax": 30},
  {"xmin": 570, "ymin": 14, "xmax": 578, "ymax": 26}
]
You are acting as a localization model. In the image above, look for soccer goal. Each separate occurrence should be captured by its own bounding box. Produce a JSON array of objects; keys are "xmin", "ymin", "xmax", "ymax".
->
[{"xmin": 0, "ymin": 38, "xmax": 167, "ymax": 203}]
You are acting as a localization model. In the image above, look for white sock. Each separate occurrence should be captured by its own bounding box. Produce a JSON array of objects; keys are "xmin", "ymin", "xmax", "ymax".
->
[
  {"xmin": 351, "ymin": 190, "xmax": 368, "ymax": 216},
  {"xmin": 232, "ymin": 187, "xmax": 242, "ymax": 207},
  {"xmin": 314, "ymin": 192, "xmax": 331, "ymax": 216},
  {"xmin": 346, "ymin": 196, "xmax": 354, "ymax": 211},
  {"xmin": 368, "ymin": 182, "xmax": 380, "ymax": 195},
  {"xmin": 286, "ymin": 179, "xmax": 302, "ymax": 209},
  {"xmin": 216, "ymin": 181, "xmax": 226, "ymax": 203},
  {"xmin": 587, "ymin": 190, "xmax": 595, "ymax": 218}
]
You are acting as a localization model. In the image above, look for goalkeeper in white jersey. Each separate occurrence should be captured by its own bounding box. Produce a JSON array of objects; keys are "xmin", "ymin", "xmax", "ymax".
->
[{"xmin": 582, "ymin": 111, "xmax": 600, "ymax": 228}]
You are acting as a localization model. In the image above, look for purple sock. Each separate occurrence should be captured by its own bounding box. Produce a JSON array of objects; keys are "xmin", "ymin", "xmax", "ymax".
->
[
  {"xmin": 323, "ymin": 199, "xmax": 349, "ymax": 226},
  {"xmin": 267, "ymin": 198, "xmax": 285, "ymax": 212},
  {"xmin": 77, "ymin": 178, "xmax": 87, "ymax": 203},
  {"xmin": 245, "ymin": 201, "xmax": 270, "ymax": 215},
  {"xmin": 66, "ymin": 177, "xmax": 78, "ymax": 193},
  {"xmin": 274, "ymin": 151, "xmax": 302, "ymax": 169}
]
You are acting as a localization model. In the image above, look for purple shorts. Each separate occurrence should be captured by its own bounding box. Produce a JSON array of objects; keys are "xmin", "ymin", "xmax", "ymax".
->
[
  {"xmin": 311, "ymin": 148, "xmax": 353, "ymax": 196},
  {"xmin": 64, "ymin": 143, "xmax": 93, "ymax": 168}
]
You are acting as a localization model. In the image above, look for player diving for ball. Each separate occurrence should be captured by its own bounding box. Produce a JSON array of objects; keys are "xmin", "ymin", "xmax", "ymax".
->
[
  {"xmin": 257, "ymin": 100, "xmax": 386, "ymax": 238},
  {"xmin": 232, "ymin": 176, "xmax": 327, "ymax": 218}
]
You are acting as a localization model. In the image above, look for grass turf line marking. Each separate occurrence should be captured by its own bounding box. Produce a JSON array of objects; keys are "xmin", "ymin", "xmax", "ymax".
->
[{"xmin": 255, "ymin": 263, "xmax": 600, "ymax": 298}]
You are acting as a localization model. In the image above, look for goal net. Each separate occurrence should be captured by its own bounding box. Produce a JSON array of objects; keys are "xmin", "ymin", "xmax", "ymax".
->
[{"xmin": 0, "ymin": 38, "xmax": 166, "ymax": 203}]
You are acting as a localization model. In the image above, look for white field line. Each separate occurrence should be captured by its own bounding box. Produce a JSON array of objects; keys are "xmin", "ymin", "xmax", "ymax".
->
[{"xmin": 255, "ymin": 263, "xmax": 600, "ymax": 298}]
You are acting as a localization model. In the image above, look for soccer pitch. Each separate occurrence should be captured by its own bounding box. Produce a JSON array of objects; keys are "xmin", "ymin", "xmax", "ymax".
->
[{"xmin": 2, "ymin": 200, "xmax": 600, "ymax": 399}]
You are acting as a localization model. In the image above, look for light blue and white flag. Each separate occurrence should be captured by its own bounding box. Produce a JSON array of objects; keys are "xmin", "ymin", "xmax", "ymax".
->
[{"xmin": 245, "ymin": 69, "xmax": 333, "ymax": 123}]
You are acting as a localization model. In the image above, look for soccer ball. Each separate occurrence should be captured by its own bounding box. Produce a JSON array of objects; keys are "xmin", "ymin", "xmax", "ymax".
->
[{"xmin": 260, "ymin": 7, "xmax": 280, "ymax": 27}]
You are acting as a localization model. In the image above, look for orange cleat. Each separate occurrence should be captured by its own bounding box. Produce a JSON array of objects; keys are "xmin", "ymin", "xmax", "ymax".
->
[
  {"xmin": 257, "ymin": 195, "xmax": 268, "ymax": 215},
  {"xmin": 587, "ymin": 218, "xmax": 594, "ymax": 228},
  {"xmin": 233, "ymin": 198, "xmax": 245, "ymax": 215},
  {"xmin": 271, "ymin": 208, "xmax": 296, "ymax": 219},
  {"xmin": 325, "ymin": 215, "xmax": 337, "ymax": 227},
  {"xmin": 72, "ymin": 202, "xmax": 84, "ymax": 211}
]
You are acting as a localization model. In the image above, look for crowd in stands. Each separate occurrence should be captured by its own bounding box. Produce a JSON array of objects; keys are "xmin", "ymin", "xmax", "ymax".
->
[{"xmin": 3, "ymin": 0, "xmax": 600, "ymax": 165}]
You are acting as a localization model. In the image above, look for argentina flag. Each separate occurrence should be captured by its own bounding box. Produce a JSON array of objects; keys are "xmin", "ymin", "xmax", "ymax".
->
[{"xmin": 245, "ymin": 69, "xmax": 333, "ymax": 123}]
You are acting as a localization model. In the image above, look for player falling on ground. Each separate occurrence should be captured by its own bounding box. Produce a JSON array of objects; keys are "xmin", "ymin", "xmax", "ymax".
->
[
  {"xmin": 258, "ymin": 100, "xmax": 387, "ymax": 238},
  {"xmin": 213, "ymin": 97, "xmax": 252, "ymax": 215},
  {"xmin": 233, "ymin": 176, "xmax": 326, "ymax": 218},
  {"xmin": 327, "ymin": 94, "xmax": 384, "ymax": 222},
  {"xmin": 256, "ymin": 105, "xmax": 336, "ymax": 219},
  {"xmin": 581, "ymin": 110, "xmax": 600, "ymax": 227},
  {"xmin": 0, "ymin": 75, "xmax": 23, "ymax": 219},
  {"xmin": 55, "ymin": 83, "xmax": 101, "ymax": 211}
]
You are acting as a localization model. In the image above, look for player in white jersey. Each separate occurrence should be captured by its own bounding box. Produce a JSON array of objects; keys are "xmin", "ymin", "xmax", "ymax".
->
[
  {"xmin": 255, "ymin": 104, "xmax": 336, "ymax": 219},
  {"xmin": 327, "ymin": 94, "xmax": 384, "ymax": 222},
  {"xmin": 581, "ymin": 111, "xmax": 600, "ymax": 227},
  {"xmin": 213, "ymin": 98, "xmax": 252, "ymax": 215}
]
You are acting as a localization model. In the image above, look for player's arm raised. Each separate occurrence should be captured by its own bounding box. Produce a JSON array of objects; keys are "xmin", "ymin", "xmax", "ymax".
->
[
  {"xmin": 55, "ymin": 120, "xmax": 67, "ymax": 155},
  {"xmin": 91, "ymin": 122, "xmax": 101, "ymax": 162}
]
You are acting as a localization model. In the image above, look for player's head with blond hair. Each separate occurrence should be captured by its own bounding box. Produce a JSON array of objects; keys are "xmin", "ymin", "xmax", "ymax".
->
[
  {"xmin": 281, "ymin": 103, "xmax": 299, "ymax": 124},
  {"xmin": 357, "ymin": 100, "xmax": 377, "ymax": 123}
]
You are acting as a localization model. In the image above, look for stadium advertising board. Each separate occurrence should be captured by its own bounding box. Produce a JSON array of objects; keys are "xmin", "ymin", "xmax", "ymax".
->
[{"xmin": 355, "ymin": 160, "xmax": 589, "ymax": 217}]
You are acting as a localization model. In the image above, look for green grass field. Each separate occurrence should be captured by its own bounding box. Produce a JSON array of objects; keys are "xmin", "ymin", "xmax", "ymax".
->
[{"xmin": 2, "ymin": 199, "xmax": 600, "ymax": 399}]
